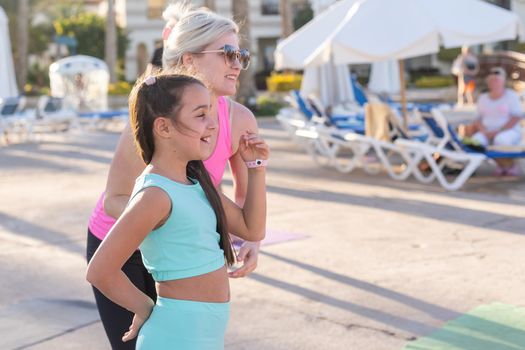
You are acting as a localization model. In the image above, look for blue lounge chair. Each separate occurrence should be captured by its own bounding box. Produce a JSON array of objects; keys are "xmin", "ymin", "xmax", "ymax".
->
[{"xmin": 396, "ymin": 108, "xmax": 524, "ymax": 190}]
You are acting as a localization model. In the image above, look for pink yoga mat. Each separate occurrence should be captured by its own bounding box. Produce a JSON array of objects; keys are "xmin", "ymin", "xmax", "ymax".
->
[{"xmin": 233, "ymin": 230, "xmax": 308, "ymax": 248}]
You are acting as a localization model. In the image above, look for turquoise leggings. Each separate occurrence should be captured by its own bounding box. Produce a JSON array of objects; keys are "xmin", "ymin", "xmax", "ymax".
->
[{"xmin": 136, "ymin": 297, "xmax": 230, "ymax": 350}]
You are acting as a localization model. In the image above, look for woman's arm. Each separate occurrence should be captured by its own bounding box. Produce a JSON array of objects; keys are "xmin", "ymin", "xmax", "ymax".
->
[
  {"xmin": 229, "ymin": 152, "xmax": 248, "ymax": 206},
  {"xmin": 104, "ymin": 124, "xmax": 147, "ymax": 219},
  {"xmin": 498, "ymin": 116, "xmax": 521, "ymax": 132},
  {"xmin": 86, "ymin": 187, "xmax": 170, "ymax": 337},
  {"xmin": 229, "ymin": 101, "xmax": 259, "ymax": 206},
  {"xmin": 478, "ymin": 116, "xmax": 521, "ymax": 141},
  {"xmin": 220, "ymin": 168, "xmax": 266, "ymax": 242},
  {"xmin": 227, "ymin": 151, "xmax": 263, "ymax": 278}
]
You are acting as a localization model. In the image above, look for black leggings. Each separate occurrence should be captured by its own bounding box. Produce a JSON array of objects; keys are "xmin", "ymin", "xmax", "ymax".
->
[{"xmin": 86, "ymin": 228, "xmax": 157, "ymax": 350}]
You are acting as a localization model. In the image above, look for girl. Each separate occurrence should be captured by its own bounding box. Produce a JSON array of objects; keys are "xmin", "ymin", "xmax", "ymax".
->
[
  {"xmin": 86, "ymin": 73, "xmax": 268, "ymax": 350},
  {"xmin": 86, "ymin": 4, "xmax": 262, "ymax": 348}
]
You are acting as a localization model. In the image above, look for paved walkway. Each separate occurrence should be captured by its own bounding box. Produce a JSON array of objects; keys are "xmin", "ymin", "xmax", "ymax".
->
[{"xmin": 1, "ymin": 119, "xmax": 524, "ymax": 349}]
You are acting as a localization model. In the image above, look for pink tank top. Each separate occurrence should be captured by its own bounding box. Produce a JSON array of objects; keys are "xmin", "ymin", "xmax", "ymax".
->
[{"xmin": 88, "ymin": 96, "xmax": 233, "ymax": 240}]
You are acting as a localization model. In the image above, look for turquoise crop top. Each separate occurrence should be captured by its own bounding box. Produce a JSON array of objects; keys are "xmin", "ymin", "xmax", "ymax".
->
[{"xmin": 130, "ymin": 173, "xmax": 226, "ymax": 282}]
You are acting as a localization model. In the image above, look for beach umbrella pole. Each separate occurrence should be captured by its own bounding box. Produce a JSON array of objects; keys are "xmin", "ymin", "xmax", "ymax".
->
[{"xmin": 398, "ymin": 59, "xmax": 408, "ymax": 131}]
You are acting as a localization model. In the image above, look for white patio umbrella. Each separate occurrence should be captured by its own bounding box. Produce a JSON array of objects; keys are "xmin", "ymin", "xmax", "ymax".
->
[
  {"xmin": 0, "ymin": 6, "xmax": 18, "ymax": 98},
  {"xmin": 276, "ymin": 0, "xmax": 523, "ymax": 125},
  {"xmin": 275, "ymin": 0, "xmax": 356, "ymax": 70},
  {"xmin": 300, "ymin": 60, "xmax": 354, "ymax": 108},
  {"xmin": 279, "ymin": 0, "xmax": 357, "ymax": 108},
  {"xmin": 368, "ymin": 60, "xmax": 400, "ymax": 95}
]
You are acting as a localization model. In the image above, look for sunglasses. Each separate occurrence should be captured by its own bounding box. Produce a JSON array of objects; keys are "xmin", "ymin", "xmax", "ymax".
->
[{"xmin": 198, "ymin": 44, "xmax": 251, "ymax": 70}]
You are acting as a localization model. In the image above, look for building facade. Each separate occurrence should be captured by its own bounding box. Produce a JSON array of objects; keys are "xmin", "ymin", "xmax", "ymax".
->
[
  {"xmin": 122, "ymin": 0, "xmax": 307, "ymax": 81},
  {"xmin": 91, "ymin": 0, "xmax": 524, "ymax": 82}
]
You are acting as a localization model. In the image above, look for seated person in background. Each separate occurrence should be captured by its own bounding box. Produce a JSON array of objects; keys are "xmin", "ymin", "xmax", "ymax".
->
[{"xmin": 462, "ymin": 67, "xmax": 523, "ymax": 176}]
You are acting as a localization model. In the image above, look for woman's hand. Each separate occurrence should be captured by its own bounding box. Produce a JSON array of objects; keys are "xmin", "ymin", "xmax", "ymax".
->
[
  {"xmin": 228, "ymin": 241, "xmax": 260, "ymax": 278},
  {"xmin": 122, "ymin": 313, "xmax": 148, "ymax": 342},
  {"xmin": 239, "ymin": 131, "xmax": 270, "ymax": 163}
]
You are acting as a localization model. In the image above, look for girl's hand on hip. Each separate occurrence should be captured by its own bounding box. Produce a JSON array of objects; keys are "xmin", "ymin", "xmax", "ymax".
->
[
  {"xmin": 239, "ymin": 131, "xmax": 270, "ymax": 163},
  {"xmin": 122, "ymin": 314, "xmax": 147, "ymax": 342}
]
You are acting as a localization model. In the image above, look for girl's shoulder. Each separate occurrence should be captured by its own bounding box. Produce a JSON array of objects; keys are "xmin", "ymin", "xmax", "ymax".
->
[{"xmin": 127, "ymin": 182, "xmax": 172, "ymax": 223}]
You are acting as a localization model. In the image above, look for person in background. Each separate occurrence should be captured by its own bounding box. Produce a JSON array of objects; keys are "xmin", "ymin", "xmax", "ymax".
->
[
  {"xmin": 462, "ymin": 67, "xmax": 523, "ymax": 176},
  {"xmin": 452, "ymin": 46, "xmax": 479, "ymax": 106}
]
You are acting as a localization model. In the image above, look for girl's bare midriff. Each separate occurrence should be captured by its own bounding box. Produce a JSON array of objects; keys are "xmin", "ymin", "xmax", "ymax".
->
[{"xmin": 157, "ymin": 265, "xmax": 230, "ymax": 302}]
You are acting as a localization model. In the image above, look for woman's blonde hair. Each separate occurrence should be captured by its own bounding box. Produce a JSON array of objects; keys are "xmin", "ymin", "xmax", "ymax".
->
[{"xmin": 162, "ymin": 1, "xmax": 239, "ymax": 69}]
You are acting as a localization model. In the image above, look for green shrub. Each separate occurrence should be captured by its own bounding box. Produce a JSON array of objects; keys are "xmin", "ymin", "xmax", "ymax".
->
[
  {"xmin": 27, "ymin": 62, "xmax": 50, "ymax": 89},
  {"xmin": 437, "ymin": 47, "xmax": 461, "ymax": 62},
  {"xmin": 23, "ymin": 84, "xmax": 50, "ymax": 96},
  {"xmin": 254, "ymin": 94, "xmax": 285, "ymax": 117},
  {"xmin": 108, "ymin": 81, "xmax": 132, "ymax": 95},
  {"xmin": 414, "ymin": 75, "xmax": 455, "ymax": 88},
  {"xmin": 266, "ymin": 72, "xmax": 302, "ymax": 92},
  {"xmin": 409, "ymin": 67, "xmax": 441, "ymax": 83},
  {"xmin": 54, "ymin": 13, "xmax": 128, "ymax": 61},
  {"xmin": 356, "ymin": 75, "xmax": 369, "ymax": 86}
]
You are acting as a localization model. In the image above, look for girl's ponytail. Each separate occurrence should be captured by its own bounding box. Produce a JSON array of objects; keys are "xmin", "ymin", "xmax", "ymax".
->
[{"xmin": 187, "ymin": 161, "xmax": 235, "ymax": 266}]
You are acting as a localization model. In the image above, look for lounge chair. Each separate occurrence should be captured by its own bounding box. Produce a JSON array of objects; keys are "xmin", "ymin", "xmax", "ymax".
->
[
  {"xmin": 25, "ymin": 96, "xmax": 77, "ymax": 140},
  {"xmin": 395, "ymin": 108, "xmax": 525, "ymax": 190},
  {"xmin": 0, "ymin": 96, "xmax": 28, "ymax": 143},
  {"xmin": 295, "ymin": 102, "xmax": 420, "ymax": 176},
  {"xmin": 284, "ymin": 90, "xmax": 373, "ymax": 171},
  {"xmin": 77, "ymin": 109, "xmax": 129, "ymax": 130}
]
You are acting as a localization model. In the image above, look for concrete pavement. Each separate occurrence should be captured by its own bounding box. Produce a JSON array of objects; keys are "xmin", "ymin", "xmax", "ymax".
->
[{"xmin": 1, "ymin": 119, "xmax": 525, "ymax": 349}]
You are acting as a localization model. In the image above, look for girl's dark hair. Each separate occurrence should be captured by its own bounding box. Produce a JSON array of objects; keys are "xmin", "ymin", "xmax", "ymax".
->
[{"xmin": 128, "ymin": 73, "xmax": 235, "ymax": 265}]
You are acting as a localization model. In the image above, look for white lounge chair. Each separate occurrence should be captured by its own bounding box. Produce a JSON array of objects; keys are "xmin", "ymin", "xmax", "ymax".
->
[
  {"xmin": 393, "ymin": 108, "xmax": 517, "ymax": 190},
  {"xmin": 0, "ymin": 96, "xmax": 28, "ymax": 144},
  {"xmin": 25, "ymin": 96, "xmax": 78, "ymax": 140}
]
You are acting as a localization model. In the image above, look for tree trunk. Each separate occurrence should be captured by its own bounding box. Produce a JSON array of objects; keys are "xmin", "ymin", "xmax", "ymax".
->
[
  {"xmin": 279, "ymin": 0, "xmax": 293, "ymax": 38},
  {"xmin": 204, "ymin": 0, "xmax": 217, "ymax": 11},
  {"xmin": 231, "ymin": 0, "xmax": 256, "ymax": 106},
  {"xmin": 16, "ymin": 0, "xmax": 29, "ymax": 91},
  {"xmin": 105, "ymin": 0, "xmax": 117, "ymax": 83}
]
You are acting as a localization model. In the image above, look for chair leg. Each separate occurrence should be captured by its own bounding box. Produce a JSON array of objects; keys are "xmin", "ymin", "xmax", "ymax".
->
[
  {"xmin": 424, "ymin": 153, "xmax": 485, "ymax": 191},
  {"xmin": 408, "ymin": 152, "xmax": 438, "ymax": 184},
  {"xmin": 373, "ymin": 142, "xmax": 414, "ymax": 180},
  {"xmin": 309, "ymin": 138, "xmax": 339, "ymax": 168},
  {"xmin": 321, "ymin": 135, "xmax": 378, "ymax": 174}
]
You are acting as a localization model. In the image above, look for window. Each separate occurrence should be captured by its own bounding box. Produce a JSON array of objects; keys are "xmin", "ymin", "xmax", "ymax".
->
[
  {"xmin": 261, "ymin": 0, "xmax": 279, "ymax": 15},
  {"xmin": 148, "ymin": 0, "xmax": 166, "ymax": 19}
]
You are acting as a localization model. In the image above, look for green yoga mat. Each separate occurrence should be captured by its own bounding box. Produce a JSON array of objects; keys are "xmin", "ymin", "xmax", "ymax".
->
[{"xmin": 403, "ymin": 303, "xmax": 525, "ymax": 350}]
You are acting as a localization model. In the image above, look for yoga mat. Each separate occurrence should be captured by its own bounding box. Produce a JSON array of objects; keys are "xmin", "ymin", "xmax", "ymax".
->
[
  {"xmin": 403, "ymin": 303, "xmax": 525, "ymax": 350},
  {"xmin": 233, "ymin": 230, "xmax": 308, "ymax": 249}
]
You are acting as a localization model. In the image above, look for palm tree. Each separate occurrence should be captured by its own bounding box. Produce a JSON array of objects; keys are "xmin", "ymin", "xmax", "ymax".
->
[
  {"xmin": 16, "ymin": 0, "xmax": 29, "ymax": 90},
  {"xmin": 204, "ymin": 0, "xmax": 217, "ymax": 11},
  {"xmin": 279, "ymin": 0, "xmax": 293, "ymax": 38},
  {"xmin": 105, "ymin": 0, "xmax": 117, "ymax": 83},
  {"xmin": 231, "ymin": 0, "xmax": 256, "ymax": 106}
]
